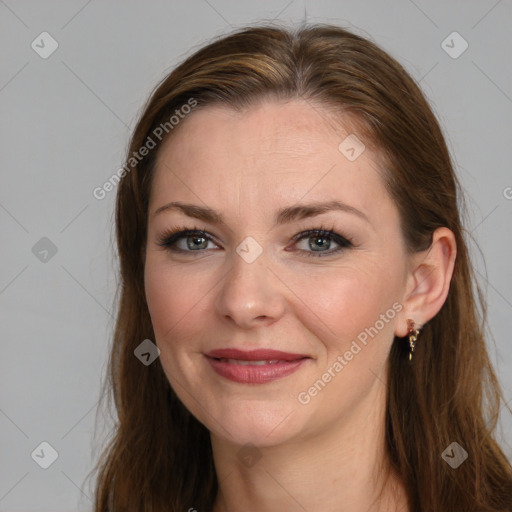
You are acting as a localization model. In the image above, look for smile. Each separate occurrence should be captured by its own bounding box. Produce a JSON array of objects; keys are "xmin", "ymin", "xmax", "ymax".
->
[{"xmin": 204, "ymin": 348, "xmax": 310, "ymax": 384}]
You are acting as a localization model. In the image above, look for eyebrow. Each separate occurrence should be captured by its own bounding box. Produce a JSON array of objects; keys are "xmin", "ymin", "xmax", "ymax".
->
[{"xmin": 152, "ymin": 200, "xmax": 370, "ymax": 225}]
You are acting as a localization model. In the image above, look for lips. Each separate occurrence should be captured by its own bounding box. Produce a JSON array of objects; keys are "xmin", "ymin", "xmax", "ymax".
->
[
  {"xmin": 206, "ymin": 348, "xmax": 308, "ymax": 361},
  {"xmin": 205, "ymin": 348, "xmax": 310, "ymax": 384}
]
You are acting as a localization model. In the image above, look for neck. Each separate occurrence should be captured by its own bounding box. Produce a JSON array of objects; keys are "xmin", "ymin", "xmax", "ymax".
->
[{"xmin": 210, "ymin": 384, "xmax": 409, "ymax": 512}]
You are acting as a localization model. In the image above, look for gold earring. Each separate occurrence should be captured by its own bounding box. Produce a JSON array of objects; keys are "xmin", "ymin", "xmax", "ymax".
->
[{"xmin": 407, "ymin": 319, "xmax": 420, "ymax": 361}]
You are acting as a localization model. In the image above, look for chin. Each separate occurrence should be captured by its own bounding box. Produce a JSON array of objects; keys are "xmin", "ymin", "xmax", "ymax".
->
[{"xmin": 202, "ymin": 399, "xmax": 303, "ymax": 448}]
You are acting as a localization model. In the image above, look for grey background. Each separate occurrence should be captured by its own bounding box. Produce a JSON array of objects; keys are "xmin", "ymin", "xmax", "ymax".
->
[{"xmin": 1, "ymin": 0, "xmax": 511, "ymax": 510}]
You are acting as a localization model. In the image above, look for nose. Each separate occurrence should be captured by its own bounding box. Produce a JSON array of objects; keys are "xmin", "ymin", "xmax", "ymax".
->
[{"xmin": 214, "ymin": 245, "xmax": 286, "ymax": 329}]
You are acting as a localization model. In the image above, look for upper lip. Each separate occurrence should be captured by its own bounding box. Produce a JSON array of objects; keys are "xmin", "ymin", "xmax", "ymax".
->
[{"xmin": 205, "ymin": 348, "xmax": 310, "ymax": 361}]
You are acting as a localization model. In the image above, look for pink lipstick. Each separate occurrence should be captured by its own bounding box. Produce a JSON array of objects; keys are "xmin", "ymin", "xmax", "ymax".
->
[{"xmin": 205, "ymin": 348, "xmax": 310, "ymax": 384}]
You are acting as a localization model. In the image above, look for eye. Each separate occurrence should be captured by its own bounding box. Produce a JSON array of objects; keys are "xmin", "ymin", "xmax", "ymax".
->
[
  {"xmin": 290, "ymin": 227, "xmax": 353, "ymax": 257},
  {"xmin": 157, "ymin": 226, "xmax": 218, "ymax": 253},
  {"xmin": 156, "ymin": 224, "xmax": 354, "ymax": 257}
]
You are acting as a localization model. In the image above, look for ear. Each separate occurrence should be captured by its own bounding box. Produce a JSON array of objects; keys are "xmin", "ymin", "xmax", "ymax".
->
[{"xmin": 394, "ymin": 227, "xmax": 457, "ymax": 337}]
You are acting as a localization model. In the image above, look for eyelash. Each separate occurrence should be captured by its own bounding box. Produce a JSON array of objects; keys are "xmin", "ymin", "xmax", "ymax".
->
[{"xmin": 157, "ymin": 223, "xmax": 354, "ymax": 258}]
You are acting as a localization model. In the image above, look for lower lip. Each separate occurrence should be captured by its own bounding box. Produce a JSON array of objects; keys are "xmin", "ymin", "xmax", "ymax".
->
[{"xmin": 206, "ymin": 357, "xmax": 308, "ymax": 384}]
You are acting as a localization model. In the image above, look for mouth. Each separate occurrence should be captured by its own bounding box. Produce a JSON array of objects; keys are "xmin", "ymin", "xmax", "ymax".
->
[{"xmin": 204, "ymin": 348, "xmax": 311, "ymax": 384}]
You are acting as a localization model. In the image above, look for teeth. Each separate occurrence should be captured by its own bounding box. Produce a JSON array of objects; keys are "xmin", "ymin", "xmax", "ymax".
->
[{"xmin": 222, "ymin": 358, "xmax": 280, "ymax": 365}]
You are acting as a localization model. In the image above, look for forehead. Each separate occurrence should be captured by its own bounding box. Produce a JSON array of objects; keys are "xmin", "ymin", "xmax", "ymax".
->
[
  {"xmin": 150, "ymin": 99, "xmax": 394, "ymax": 224},
  {"xmin": 156, "ymin": 99, "xmax": 365, "ymax": 168}
]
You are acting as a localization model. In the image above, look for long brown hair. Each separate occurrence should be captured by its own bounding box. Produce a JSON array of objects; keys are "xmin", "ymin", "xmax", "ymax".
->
[{"xmin": 88, "ymin": 23, "xmax": 512, "ymax": 511}]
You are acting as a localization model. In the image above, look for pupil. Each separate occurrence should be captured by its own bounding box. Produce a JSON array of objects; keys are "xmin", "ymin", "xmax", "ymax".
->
[
  {"xmin": 310, "ymin": 236, "xmax": 330, "ymax": 251},
  {"xmin": 188, "ymin": 236, "xmax": 207, "ymax": 250},
  {"xmin": 184, "ymin": 235, "xmax": 332, "ymax": 252}
]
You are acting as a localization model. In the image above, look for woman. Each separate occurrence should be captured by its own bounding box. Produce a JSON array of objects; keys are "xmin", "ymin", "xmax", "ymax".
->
[{"xmin": 91, "ymin": 23, "xmax": 512, "ymax": 511}]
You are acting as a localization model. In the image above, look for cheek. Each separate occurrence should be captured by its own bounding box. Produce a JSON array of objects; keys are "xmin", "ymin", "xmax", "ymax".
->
[
  {"xmin": 289, "ymin": 264, "xmax": 402, "ymax": 417},
  {"xmin": 144, "ymin": 259, "xmax": 213, "ymax": 402},
  {"xmin": 144, "ymin": 259, "xmax": 207, "ymax": 344},
  {"xmin": 287, "ymin": 263, "xmax": 401, "ymax": 358}
]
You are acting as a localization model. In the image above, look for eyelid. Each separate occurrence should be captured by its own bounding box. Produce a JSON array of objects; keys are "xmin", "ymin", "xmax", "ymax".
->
[
  {"xmin": 289, "ymin": 224, "xmax": 353, "ymax": 257},
  {"xmin": 156, "ymin": 225, "xmax": 220, "ymax": 251}
]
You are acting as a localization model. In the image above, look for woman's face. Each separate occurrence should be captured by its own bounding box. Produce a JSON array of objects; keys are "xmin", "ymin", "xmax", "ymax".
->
[{"xmin": 144, "ymin": 98, "xmax": 410, "ymax": 447}]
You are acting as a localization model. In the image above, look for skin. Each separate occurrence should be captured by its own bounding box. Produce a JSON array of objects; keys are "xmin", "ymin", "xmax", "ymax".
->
[{"xmin": 144, "ymin": 98, "xmax": 456, "ymax": 511}]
